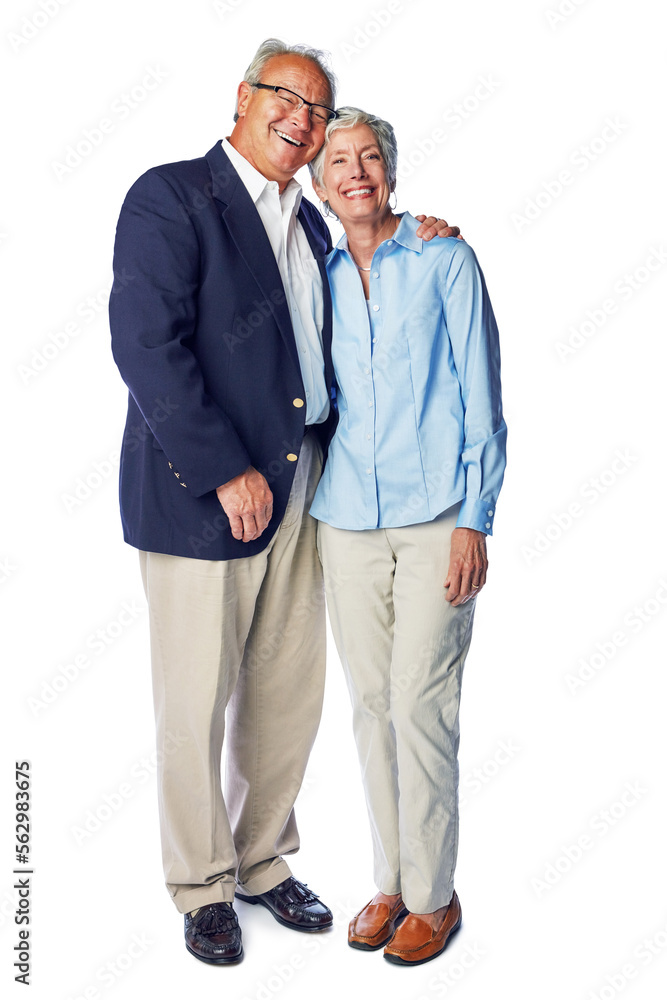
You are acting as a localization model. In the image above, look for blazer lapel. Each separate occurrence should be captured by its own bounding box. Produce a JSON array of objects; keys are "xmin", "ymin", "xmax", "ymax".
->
[
  {"xmin": 204, "ymin": 141, "xmax": 299, "ymax": 373},
  {"xmin": 298, "ymin": 203, "xmax": 335, "ymax": 397}
]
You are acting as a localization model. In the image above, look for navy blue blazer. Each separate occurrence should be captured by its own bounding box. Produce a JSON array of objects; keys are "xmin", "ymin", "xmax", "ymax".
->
[{"xmin": 110, "ymin": 141, "xmax": 336, "ymax": 560}]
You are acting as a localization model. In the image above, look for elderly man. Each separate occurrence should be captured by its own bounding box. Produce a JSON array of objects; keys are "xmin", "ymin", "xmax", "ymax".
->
[{"xmin": 110, "ymin": 38, "xmax": 457, "ymax": 965}]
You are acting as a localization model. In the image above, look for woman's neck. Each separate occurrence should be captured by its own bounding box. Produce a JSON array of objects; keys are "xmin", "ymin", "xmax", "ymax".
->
[{"xmin": 345, "ymin": 211, "xmax": 400, "ymax": 271}]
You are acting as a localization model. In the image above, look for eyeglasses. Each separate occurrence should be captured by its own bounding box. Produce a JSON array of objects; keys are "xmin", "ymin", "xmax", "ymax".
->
[{"xmin": 252, "ymin": 83, "xmax": 337, "ymax": 125}]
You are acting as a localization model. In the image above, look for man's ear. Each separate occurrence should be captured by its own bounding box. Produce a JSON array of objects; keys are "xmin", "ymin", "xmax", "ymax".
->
[{"xmin": 236, "ymin": 81, "xmax": 252, "ymax": 119}]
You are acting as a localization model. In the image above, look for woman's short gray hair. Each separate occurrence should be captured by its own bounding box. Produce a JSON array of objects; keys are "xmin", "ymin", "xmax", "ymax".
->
[
  {"xmin": 233, "ymin": 38, "xmax": 337, "ymax": 122},
  {"xmin": 309, "ymin": 107, "xmax": 398, "ymax": 213}
]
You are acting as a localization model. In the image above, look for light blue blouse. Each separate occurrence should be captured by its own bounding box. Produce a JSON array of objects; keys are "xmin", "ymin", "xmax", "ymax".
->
[{"xmin": 309, "ymin": 212, "xmax": 507, "ymax": 533}]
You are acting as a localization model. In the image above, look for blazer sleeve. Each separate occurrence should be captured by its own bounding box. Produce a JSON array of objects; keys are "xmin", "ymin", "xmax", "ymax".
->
[{"xmin": 109, "ymin": 168, "xmax": 251, "ymax": 497}]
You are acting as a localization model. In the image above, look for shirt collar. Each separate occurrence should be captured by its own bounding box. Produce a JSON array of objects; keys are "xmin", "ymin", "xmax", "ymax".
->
[
  {"xmin": 280, "ymin": 177, "xmax": 303, "ymax": 217},
  {"xmin": 392, "ymin": 212, "xmax": 423, "ymax": 253},
  {"xmin": 222, "ymin": 137, "xmax": 303, "ymax": 213},
  {"xmin": 329, "ymin": 211, "xmax": 423, "ymax": 262}
]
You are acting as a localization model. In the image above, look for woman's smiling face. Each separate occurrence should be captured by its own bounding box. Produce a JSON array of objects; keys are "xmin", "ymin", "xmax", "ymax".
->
[{"xmin": 314, "ymin": 123, "xmax": 393, "ymax": 224}]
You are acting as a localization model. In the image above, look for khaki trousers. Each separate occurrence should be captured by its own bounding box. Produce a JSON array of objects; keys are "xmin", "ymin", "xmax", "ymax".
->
[
  {"xmin": 317, "ymin": 503, "xmax": 475, "ymax": 914},
  {"xmin": 139, "ymin": 432, "xmax": 324, "ymax": 914}
]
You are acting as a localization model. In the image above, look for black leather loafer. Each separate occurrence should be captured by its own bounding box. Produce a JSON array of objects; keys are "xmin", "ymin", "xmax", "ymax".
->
[
  {"xmin": 184, "ymin": 902, "xmax": 243, "ymax": 964},
  {"xmin": 236, "ymin": 877, "xmax": 333, "ymax": 932}
]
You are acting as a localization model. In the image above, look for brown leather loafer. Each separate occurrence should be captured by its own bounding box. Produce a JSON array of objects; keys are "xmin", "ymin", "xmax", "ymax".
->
[
  {"xmin": 184, "ymin": 902, "xmax": 243, "ymax": 964},
  {"xmin": 383, "ymin": 891, "xmax": 462, "ymax": 966},
  {"xmin": 235, "ymin": 877, "xmax": 333, "ymax": 932},
  {"xmin": 348, "ymin": 897, "xmax": 408, "ymax": 951}
]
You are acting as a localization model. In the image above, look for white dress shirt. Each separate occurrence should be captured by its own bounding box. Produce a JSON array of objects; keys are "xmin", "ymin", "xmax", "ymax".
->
[{"xmin": 222, "ymin": 138, "xmax": 329, "ymax": 425}]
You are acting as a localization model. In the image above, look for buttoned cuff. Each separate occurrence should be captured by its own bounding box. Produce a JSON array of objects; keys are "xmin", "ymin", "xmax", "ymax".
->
[{"xmin": 456, "ymin": 498, "xmax": 497, "ymax": 535}]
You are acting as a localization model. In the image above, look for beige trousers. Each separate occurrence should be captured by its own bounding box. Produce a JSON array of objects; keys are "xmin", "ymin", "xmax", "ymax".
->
[
  {"xmin": 317, "ymin": 503, "xmax": 476, "ymax": 914},
  {"xmin": 139, "ymin": 433, "xmax": 325, "ymax": 914}
]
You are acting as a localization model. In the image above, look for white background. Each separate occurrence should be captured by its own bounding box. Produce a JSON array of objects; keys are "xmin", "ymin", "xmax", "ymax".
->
[{"xmin": 3, "ymin": 1, "xmax": 666, "ymax": 998}]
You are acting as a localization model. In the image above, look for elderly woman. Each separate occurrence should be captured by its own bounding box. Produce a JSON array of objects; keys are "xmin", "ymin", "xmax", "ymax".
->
[{"xmin": 308, "ymin": 108, "xmax": 507, "ymax": 966}]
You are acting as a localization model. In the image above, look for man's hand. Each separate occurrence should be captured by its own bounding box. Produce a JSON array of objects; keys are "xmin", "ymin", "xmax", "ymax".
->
[
  {"xmin": 216, "ymin": 466, "xmax": 273, "ymax": 542},
  {"xmin": 415, "ymin": 215, "xmax": 464, "ymax": 242},
  {"xmin": 444, "ymin": 527, "xmax": 488, "ymax": 606}
]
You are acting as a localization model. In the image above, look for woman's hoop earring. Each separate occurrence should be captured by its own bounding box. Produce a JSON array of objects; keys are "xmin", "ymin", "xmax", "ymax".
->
[
  {"xmin": 320, "ymin": 201, "xmax": 331, "ymax": 217},
  {"xmin": 389, "ymin": 191, "xmax": 397, "ymax": 211}
]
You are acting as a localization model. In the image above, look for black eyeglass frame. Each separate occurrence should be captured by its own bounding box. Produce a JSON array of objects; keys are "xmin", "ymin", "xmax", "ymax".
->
[{"xmin": 252, "ymin": 83, "xmax": 338, "ymax": 124}]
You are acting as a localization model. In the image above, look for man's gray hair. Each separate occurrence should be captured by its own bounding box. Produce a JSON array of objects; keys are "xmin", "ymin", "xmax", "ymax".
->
[
  {"xmin": 233, "ymin": 38, "xmax": 337, "ymax": 122},
  {"xmin": 309, "ymin": 107, "xmax": 398, "ymax": 214}
]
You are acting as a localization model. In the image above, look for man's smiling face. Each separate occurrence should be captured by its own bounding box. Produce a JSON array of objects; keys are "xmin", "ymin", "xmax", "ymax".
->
[{"xmin": 231, "ymin": 54, "xmax": 332, "ymax": 191}]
